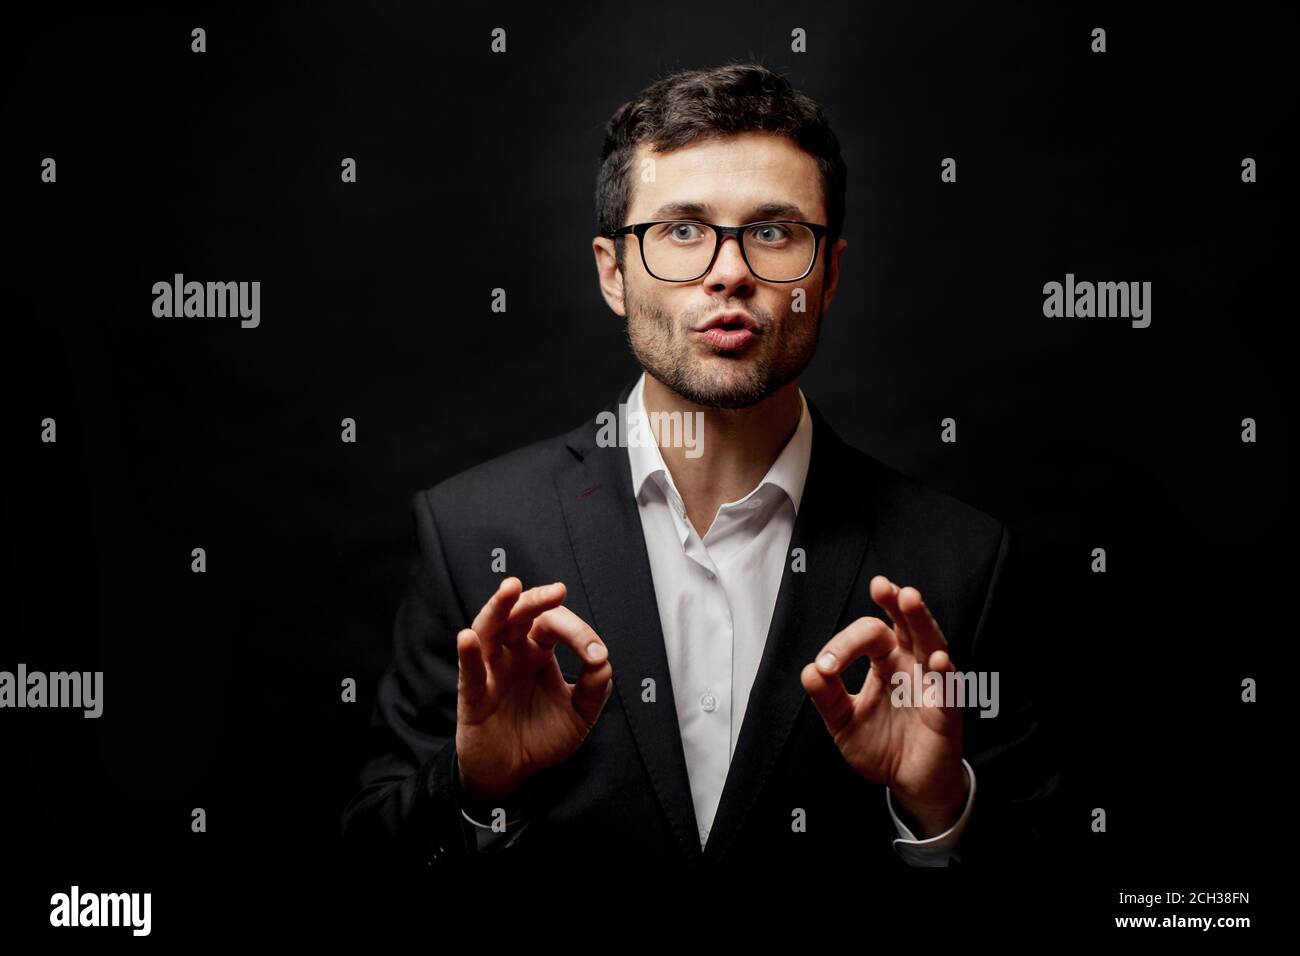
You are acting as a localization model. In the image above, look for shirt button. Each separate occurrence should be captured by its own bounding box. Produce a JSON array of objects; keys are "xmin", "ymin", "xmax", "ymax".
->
[{"xmin": 700, "ymin": 693, "xmax": 717, "ymax": 712}]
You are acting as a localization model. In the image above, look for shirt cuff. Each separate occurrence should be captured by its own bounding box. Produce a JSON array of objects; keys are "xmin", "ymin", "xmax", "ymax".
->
[
  {"xmin": 451, "ymin": 753, "xmax": 532, "ymax": 852},
  {"xmin": 460, "ymin": 804, "xmax": 531, "ymax": 851},
  {"xmin": 885, "ymin": 758, "xmax": 975, "ymax": 867}
]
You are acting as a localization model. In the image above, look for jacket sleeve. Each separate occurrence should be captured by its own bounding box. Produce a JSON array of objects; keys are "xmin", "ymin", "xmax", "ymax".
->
[
  {"xmin": 339, "ymin": 488, "xmax": 490, "ymax": 866},
  {"xmin": 951, "ymin": 523, "xmax": 1065, "ymax": 865}
]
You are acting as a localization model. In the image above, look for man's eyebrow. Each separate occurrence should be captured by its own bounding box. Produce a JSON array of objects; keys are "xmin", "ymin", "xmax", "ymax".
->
[{"xmin": 647, "ymin": 200, "xmax": 810, "ymax": 221}]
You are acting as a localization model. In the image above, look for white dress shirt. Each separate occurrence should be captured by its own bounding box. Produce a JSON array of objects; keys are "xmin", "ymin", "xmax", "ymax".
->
[{"xmin": 464, "ymin": 372, "xmax": 975, "ymax": 865}]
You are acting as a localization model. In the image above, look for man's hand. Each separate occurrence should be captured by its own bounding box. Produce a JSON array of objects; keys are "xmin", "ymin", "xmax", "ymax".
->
[
  {"xmin": 455, "ymin": 577, "xmax": 614, "ymax": 804},
  {"xmin": 800, "ymin": 575, "xmax": 969, "ymax": 838}
]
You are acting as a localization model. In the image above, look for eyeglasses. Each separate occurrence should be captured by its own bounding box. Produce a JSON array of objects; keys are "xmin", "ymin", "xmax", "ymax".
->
[{"xmin": 606, "ymin": 219, "xmax": 829, "ymax": 282}]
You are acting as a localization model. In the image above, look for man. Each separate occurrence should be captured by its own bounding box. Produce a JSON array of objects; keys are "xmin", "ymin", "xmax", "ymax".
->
[{"xmin": 341, "ymin": 63, "xmax": 1059, "ymax": 870}]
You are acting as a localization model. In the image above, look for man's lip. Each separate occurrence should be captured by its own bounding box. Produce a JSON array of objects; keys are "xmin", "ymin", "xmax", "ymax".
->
[
  {"xmin": 693, "ymin": 312, "xmax": 759, "ymax": 333},
  {"xmin": 697, "ymin": 326, "xmax": 756, "ymax": 351}
]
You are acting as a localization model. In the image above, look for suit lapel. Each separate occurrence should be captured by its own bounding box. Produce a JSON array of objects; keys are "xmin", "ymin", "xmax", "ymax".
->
[
  {"xmin": 702, "ymin": 400, "xmax": 876, "ymax": 861},
  {"xmin": 554, "ymin": 378, "xmax": 705, "ymax": 864},
  {"xmin": 554, "ymin": 383, "xmax": 876, "ymax": 865}
]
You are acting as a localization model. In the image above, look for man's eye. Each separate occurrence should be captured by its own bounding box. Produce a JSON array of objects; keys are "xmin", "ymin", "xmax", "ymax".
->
[
  {"xmin": 751, "ymin": 224, "xmax": 790, "ymax": 243},
  {"xmin": 669, "ymin": 223, "xmax": 703, "ymax": 241}
]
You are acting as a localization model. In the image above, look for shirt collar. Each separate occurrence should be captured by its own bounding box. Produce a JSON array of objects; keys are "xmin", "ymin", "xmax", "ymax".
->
[{"xmin": 624, "ymin": 371, "xmax": 813, "ymax": 515}]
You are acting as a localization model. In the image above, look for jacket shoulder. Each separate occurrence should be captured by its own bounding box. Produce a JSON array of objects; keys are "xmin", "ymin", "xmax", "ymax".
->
[
  {"xmin": 837, "ymin": 439, "xmax": 1006, "ymax": 552},
  {"xmin": 414, "ymin": 419, "xmax": 589, "ymax": 525}
]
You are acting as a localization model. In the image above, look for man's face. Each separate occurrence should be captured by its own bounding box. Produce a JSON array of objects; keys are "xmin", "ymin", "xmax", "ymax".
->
[{"xmin": 594, "ymin": 130, "xmax": 847, "ymax": 409}]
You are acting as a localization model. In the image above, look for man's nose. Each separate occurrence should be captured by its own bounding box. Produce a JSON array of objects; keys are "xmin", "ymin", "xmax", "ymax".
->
[{"xmin": 701, "ymin": 235, "xmax": 756, "ymax": 295}]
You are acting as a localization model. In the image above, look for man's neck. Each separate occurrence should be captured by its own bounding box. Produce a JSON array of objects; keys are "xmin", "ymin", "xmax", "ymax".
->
[{"xmin": 643, "ymin": 372, "xmax": 803, "ymax": 539}]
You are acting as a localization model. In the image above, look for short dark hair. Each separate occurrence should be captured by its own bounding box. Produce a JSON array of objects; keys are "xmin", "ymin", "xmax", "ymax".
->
[{"xmin": 597, "ymin": 62, "xmax": 847, "ymax": 275}]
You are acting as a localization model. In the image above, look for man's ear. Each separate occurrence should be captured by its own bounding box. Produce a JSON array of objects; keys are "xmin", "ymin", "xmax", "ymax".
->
[
  {"xmin": 820, "ymin": 237, "xmax": 848, "ymax": 313},
  {"xmin": 593, "ymin": 236, "xmax": 627, "ymax": 317}
]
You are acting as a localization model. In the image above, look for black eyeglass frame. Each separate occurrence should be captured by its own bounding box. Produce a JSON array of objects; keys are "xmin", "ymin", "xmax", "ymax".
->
[{"xmin": 606, "ymin": 219, "xmax": 830, "ymax": 283}]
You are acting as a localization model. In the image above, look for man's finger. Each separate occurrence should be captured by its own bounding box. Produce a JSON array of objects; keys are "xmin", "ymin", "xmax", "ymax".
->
[
  {"xmin": 456, "ymin": 628, "xmax": 489, "ymax": 714},
  {"xmin": 470, "ymin": 578, "xmax": 568, "ymax": 665},
  {"xmin": 813, "ymin": 615, "xmax": 897, "ymax": 677},
  {"xmin": 527, "ymin": 605, "xmax": 609, "ymax": 667},
  {"xmin": 498, "ymin": 581, "xmax": 568, "ymax": 647},
  {"xmin": 569, "ymin": 660, "xmax": 614, "ymax": 726},
  {"xmin": 870, "ymin": 575, "xmax": 917, "ymax": 654},
  {"xmin": 897, "ymin": 585, "xmax": 948, "ymax": 659},
  {"xmin": 803, "ymin": 617, "xmax": 897, "ymax": 737},
  {"xmin": 801, "ymin": 660, "xmax": 854, "ymax": 737},
  {"xmin": 528, "ymin": 605, "xmax": 613, "ymax": 727},
  {"xmin": 920, "ymin": 648, "xmax": 961, "ymax": 737},
  {"xmin": 471, "ymin": 576, "xmax": 524, "ymax": 661}
]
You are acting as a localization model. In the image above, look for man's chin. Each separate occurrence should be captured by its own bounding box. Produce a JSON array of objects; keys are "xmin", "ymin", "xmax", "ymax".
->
[{"xmin": 673, "ymin": 368, "xmax": 773, "ymax": 410}]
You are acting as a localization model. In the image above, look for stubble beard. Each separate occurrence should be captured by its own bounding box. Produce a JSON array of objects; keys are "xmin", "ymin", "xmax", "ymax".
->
[{"xmin": 621, "ymin": 283, "xmax": 822, "ymax": 410}]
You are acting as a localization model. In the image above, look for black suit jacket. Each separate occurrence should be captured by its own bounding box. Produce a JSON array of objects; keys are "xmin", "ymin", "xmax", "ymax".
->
[{"xmin": 340, "ymin": 378, "xmax": 1061, "ymax": 871}]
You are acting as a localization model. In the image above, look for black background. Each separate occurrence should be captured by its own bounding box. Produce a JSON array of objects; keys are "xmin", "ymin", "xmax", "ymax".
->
[{"xmin": 4, "ymin": 0, "xmax": 1285, "ymax": 939}]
